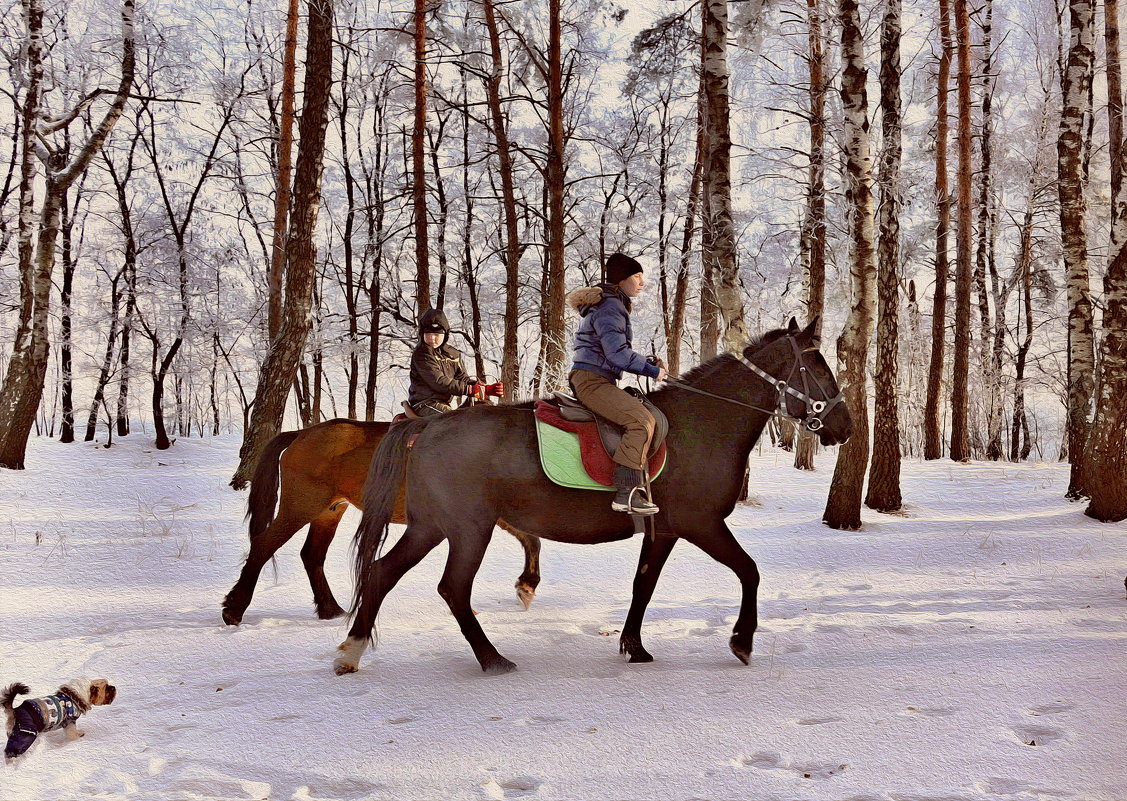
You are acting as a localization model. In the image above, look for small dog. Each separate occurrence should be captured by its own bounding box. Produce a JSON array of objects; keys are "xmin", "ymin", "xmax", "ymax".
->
[{"xmin": 3, "ymin": 679, "xmax": 117, "ymax": 759}]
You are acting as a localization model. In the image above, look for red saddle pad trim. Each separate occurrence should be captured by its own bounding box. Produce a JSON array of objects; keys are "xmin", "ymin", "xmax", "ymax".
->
[{"xmin": 534, "ymin": 399, "xmax": 666, "ymax": 487}]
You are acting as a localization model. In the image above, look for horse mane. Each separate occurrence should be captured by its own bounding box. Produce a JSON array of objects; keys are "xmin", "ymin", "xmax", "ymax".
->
[{"xmin": 660, "ymin": 327, "xmax": 791, "ymax": 389}]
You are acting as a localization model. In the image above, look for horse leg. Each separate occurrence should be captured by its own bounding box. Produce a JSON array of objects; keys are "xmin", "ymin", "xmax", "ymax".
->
[
  {"xmin": 221, "ymin": 509, "xmax": 311, "ymax": 626},
  {"xmin": 437, "ymin": 530, "xmax": 515, "ymax": 675},
  {"xmin": 333, "ymin": 525, "xmax": 444, "ymax": 675},
  {"xmin": 503, "ymin": 523, "xmax": 541, "ymax": 609},
  {"xmin": 300, "ymin": 505, "xmax": 348, "ymax": 620},
  {"xmin": 619, "ymin": 534, "xmax": 677, "ymax": 663},
  {"xmin": 685, "ymin": 522, "xmax": 761, "ymax": 664}
]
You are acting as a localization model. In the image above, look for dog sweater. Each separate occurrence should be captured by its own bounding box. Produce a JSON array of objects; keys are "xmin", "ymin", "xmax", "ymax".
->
[{"xmin": 24, "ymin": 692, "xmax": 82, "ymax": 731}]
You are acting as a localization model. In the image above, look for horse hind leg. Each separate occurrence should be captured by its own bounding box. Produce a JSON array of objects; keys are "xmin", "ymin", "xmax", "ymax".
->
[
  {"xmin": 301, "ymin": 504, "xmax": 348, "ymax": 620},
  {"xmin": 222, "ymin": 508, "xmax": 312, "ymax": 626},
  {"xmin": 437, "ymin": 527, "xmax": 516, "ymax": 675},
  {"xmin": 501, "ymin": 521, "xmax": 541, "ymax": 610},
  {"xmin": 333, "ymin": 524, "xmax": 444, "ymax": 676}
]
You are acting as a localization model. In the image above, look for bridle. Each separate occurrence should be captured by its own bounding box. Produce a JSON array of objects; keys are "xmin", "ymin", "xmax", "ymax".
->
[{"xmin": 665, "ymin": 335, "xmax": 845, "ymax": 433}]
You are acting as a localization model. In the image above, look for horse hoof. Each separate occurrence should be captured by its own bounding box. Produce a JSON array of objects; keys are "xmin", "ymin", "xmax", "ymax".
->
[
  {"xmin": 316, "ymin": 603, "xmax": 346, "ymax": 620},
  {"xmin": 333, "ymin": 659, "xmax": 358, "ymax": 676},
  {"xmin": 730, "ymin": 637, "xmax": 753, "ymax": 665},
  {"xmin": 221, "ymin": 608, "xmax": 242, "ymax": 626},
  {"xmin": 627, "ymin": 650, "xmax": 654, "ymax": 664},
  {"xmin": 481, "ymin": 656, "xmax": 517, "ymax": 675},
  {"xmin": 515, "ymin": 583, "xmax": 536, "ymax": 610},
  {"xmin": 619, "ymin": 635, "xmax": 653, "ymax": 663}
]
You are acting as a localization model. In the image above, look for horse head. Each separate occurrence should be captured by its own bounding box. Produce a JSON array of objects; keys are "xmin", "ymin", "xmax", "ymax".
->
[{"xmin": 739, "ymin": 317, "xmax": 853, "ymax": 447}]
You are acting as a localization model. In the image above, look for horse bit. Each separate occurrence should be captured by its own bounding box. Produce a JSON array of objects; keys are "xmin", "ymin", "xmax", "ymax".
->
[{"xmin": 665, "ymin": 335, "xmax": 845, "ymax": 433}]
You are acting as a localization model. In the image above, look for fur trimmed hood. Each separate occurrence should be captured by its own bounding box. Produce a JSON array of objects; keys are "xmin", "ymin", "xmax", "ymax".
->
[{"xmin": 566, "ymin": 286, "xmax": 605, "ymax": 314}]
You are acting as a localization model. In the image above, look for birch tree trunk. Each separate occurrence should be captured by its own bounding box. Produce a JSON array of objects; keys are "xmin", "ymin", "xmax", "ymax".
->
[
  {"xmin": 823, "ymin": 0, "xmax": 877, "ymax": 530},
  {"xmin": 701, "ymin": 0, "xmax": 747, "ymax": 352},
  {"xmin": 1083, "ymin": 0, "xmax": 1127, "ymax": 521},
  {"xmin": 865, "ymin": 0, "xmax": 903, "ymax": 512},
  {"xmin": 795, "ymin": 0, "xmax": 827, "ymax": 472},
  {"xmin": 231, "ymin": 0, "xmax": 334, "ymax": 489},
  {"xmin": 1058, "ymin": 0, "xmax": 1096, "ymax": 497},
  {"xmin": 924, "ymin": 0, "xmax": 953, "ymax": 460},
  {"xmin": 0, "ymin": 0, "xmax": 134, "ymax": 470}
]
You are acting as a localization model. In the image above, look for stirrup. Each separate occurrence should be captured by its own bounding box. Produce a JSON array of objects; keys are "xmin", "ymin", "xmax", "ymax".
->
[{"xmin": 612, "ymin": 485, "xmax": 659, "ymax": 516}]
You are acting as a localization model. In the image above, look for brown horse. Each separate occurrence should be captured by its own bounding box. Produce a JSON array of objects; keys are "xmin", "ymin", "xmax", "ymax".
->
[{"xmin": 220, "ymin": 418, "xmax": 542, "ymax": 625}]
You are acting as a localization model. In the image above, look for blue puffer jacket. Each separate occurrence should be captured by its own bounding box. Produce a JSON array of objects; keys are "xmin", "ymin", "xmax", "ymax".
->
[{"xmin": 569, "ymin": 284, "xmax": 660, "ymax": 383}]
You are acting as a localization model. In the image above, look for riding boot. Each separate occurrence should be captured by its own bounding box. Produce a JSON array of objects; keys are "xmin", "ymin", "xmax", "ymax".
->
[{"xmin": 612, "ymin": 465, "xmax": 659, "ymax": 515}]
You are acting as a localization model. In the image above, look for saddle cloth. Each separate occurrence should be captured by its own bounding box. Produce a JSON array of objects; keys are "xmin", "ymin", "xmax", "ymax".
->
[{"xmin": 534, "ymin": 396, "xmax": 667, "ymax": 490}]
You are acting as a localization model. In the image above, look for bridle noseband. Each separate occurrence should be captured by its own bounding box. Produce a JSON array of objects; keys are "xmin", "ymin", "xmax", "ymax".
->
[{"xmin": 667, "ymin": 335, "xmax": 845, "ymax": 432}]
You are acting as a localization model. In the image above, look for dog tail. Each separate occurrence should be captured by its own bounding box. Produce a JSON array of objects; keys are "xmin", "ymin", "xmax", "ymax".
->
[{"xmin": 2, "ymin": 683, "xmax": 28, "ymax": 733}]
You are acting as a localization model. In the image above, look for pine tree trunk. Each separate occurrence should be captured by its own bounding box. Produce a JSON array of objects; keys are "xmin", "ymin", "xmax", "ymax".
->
[
  {"xmin": 924, "ymin": 0, "xmax": 953, "ymax": 460},
  {"xmin": 543, "ymin": 0, "xmax": 567, "ymax": 390},
  {"xmin": 231, "ymin": 0, "xmax": 334, "ymax": 489},
  {"xmin": 948, "ymin": 0, "xmax": 974, "ymax": 462},
  {"xmin": 1059, "ymin": 0, "xmax": 1096, "ymax": 497},
  {"xmin": 483, "ymin": 0, "xmax": 522, "ymax": 399},
  {"xmin": 267, "ymin": 0, "xmax": 298, "ymax": 341},
  {"xmin": 701, "ymin": 0, "xmax": 747, "ymax": 352},
  {"xmin": 0, "ymin": 0, "xmax": 134, "ymax": 470},
  {"xmin": 413, "ymin": 0, "xmax": 431, "ymax": 314},
  {"xmin": 823, "ymin": 0, "xmax": 877, "ymax": 530},
  {"xmin": 866, "ymin": 0, "xmax": 903, "ymax": 512},
  {"xmin": 795, "ymin": 0, "xmax": 827, "ymax": 472}
]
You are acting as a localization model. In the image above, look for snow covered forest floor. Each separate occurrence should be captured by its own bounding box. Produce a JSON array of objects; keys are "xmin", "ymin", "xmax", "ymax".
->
[{"xmin": 1, "ymin": 435, "xmax": 1124, "ymax": 801}]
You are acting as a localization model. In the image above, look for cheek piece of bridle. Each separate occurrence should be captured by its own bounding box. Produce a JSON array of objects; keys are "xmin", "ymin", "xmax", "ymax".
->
[{"xmin": 665, "ymin": 335, "xmax": 845, "ymax": 432}]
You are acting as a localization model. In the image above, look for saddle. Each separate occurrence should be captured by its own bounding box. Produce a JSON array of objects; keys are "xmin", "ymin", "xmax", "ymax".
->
[{"xmin": 534, "ymin": 390, "xmax": 668, "ymax": 488}]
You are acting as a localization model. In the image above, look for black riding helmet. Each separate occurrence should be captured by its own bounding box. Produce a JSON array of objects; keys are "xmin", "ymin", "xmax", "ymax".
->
[{"xmin": 419, "ymin": 308, "xmax": 450, "ymax": 347}]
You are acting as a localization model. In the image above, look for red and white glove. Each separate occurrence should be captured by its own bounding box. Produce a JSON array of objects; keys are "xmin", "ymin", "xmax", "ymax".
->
[
  {"xmin": 485, "ymin": 382, "xmax": 505, "ymax": 399},
  {"xmin": 469, "ymin": 383, "xmax": 487, "ymax": 401}
]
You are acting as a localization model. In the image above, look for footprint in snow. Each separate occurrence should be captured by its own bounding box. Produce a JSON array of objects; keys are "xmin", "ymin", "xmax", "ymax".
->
[
  {"xmin": 1029, "ymin": 701, "xmax": 1074, "ymax": 716},
  {"xmin": 844, "ymin": 583, "xmax": 873, "ymax": 591},
  {"xmin": 795, "ymin": 716, "xmax": 844, "ymax": 726},
  {"xmin": 482, "ymin": 776, "xmax": 543, "ymax": 799},
  {"xmin": 735, "ymin": 751, "xmax": 848, "ymax": 780},
  {"xmin": 1011, "ymin": 722, "xmax": 1066, "ymax": 746},
  {"xmin": 900, "ymin": 706, "xmax": 957, "ymax": 717}
]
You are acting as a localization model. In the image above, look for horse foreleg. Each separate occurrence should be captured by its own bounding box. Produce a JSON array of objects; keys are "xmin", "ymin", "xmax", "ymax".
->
[
  {"xmin": 437, "ymin": 530, "xmax": 515, "ymax": 675},
  {"xmin": 686, "ymin": 523, "xmax": 761, "ymax": 664},
  {"xmin": 619, "ymin": 534, "xmax": 677, "ymax": 663},
  {"xmin": 333, "ymin": 526, "xmax": 443, "ymax": 676},
  {"xmin": 301, "ymin": 506, "xmax": 348, "ymax": 620},
  {"xmin": 221, "ymin": 511, "xmax": 309, "ymax": 626},
  {"xmin": 501, "ymin": 521, "xmax": 541, "ymax": 609}
]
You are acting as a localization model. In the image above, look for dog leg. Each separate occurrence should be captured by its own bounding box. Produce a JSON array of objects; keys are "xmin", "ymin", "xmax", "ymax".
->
[{"xmin": 63, "ymin": 723, "xmax": 84, "ymax": 740}]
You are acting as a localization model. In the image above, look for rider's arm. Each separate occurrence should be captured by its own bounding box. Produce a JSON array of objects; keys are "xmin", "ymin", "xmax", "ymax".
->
[
  {"xmin": 414, "ymin": 348, "xmax": 476, "ymax": 396},
  {"xmin": 592, "ymin": 305, "xmax": 660, "ymax": 379}
]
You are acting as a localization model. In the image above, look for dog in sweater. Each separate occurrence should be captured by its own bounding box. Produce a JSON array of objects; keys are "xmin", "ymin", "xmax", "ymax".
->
[{"xmin": 3, "ymin": 679, "xmax": 117, "ymax": 758}]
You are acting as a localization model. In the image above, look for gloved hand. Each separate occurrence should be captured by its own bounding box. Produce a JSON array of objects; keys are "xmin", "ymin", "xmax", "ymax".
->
[
  {"xmin": 485, "ymin": 382, "xmax": 505, "ymax": 398},
  {"xmin": 469, "ymin": 383, "xmax": 487, "ymax": 401}
]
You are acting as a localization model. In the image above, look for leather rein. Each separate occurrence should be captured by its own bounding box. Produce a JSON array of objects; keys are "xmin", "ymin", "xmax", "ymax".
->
[{"xmin": 663, "ymin": 335, "xmax": 845, "ymax": 433}]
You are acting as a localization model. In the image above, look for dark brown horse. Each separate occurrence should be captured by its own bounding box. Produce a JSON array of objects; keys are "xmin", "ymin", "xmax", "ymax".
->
[
  {"xmin": 220, "ymin": 418, "xmax": 542, "ymax": 626},
  {"xmin": 333, "ymin": 320, "xmax": 852, "ymax": 676}
]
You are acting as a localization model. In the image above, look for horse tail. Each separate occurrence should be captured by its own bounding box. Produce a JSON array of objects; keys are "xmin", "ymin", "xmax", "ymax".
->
[
  {"xmin": 350, "ymin": 417, "xmax": 431, "ymax": 620},
  {"xmin": 246, "ymin": 430, "xmax": 301, "ymax": 541}
]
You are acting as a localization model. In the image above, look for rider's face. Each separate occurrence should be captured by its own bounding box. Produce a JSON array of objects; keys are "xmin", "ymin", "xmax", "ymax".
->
[
  {"xmin": 423, "ymin": 332, "xmax": 443, "ymax": 348},
  {"xmin": 619, "ymin": 272, "xmax": 645, "ymax": 297}
]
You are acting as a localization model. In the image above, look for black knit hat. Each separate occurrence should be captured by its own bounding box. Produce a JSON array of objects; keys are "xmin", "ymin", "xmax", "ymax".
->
[{"xmin": 605, "ymin": 252, "xmax": 643, "ymax": 285}]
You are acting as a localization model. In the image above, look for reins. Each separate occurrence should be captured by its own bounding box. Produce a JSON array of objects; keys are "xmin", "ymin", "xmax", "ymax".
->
[{"xmin": 662, "ymin": 335, "xmax": 844, "ymax": 433}]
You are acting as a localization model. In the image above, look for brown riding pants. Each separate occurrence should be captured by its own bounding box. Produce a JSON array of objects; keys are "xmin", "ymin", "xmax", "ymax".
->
[{"xmin": 568, "ymin": 369, "xmax": 655, "ymax": 471}]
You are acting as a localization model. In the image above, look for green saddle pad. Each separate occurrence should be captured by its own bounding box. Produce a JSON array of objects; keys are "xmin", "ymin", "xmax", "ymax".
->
[{"xmin": 534, "ymin": 417, "xmax": 666, "ymax": 491}]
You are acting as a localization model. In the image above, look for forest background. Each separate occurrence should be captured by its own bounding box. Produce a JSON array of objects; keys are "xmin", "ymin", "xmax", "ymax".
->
[{"xmin": 0, "ymin": 0, "xmax": 1124, "ymax": 526}]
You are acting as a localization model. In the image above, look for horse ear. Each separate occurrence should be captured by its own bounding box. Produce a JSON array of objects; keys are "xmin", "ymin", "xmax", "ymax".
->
[
  {"xmin": 803, "ymin": 316, "xmax": 820, "ymax": 336},
  {"xmin": 787, "ymin": 317, "xmax": 799, "ymax": 334}
]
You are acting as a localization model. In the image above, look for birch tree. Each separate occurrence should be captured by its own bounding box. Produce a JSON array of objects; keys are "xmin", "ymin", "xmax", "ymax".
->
[
  {"xmin": 0, "ymin": 0, "xmax": 135, "ymax": 469},
  {"xmin": 823, "ymin": 0, "xmax": 877, "ymax": 530}
]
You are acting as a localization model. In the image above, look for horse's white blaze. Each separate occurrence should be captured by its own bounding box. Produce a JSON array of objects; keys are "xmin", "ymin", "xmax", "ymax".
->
[{"xmin": 333, "ymin": 636, "xmax": 367, "ymax": 674}]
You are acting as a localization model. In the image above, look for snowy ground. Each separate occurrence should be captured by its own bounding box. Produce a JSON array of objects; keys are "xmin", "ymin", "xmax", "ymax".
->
[{"xmin": 1, "ymin": 434, "xmax": 1124, "ymax": 801}]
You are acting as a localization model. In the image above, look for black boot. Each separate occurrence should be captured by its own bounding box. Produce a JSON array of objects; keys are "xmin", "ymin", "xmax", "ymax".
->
[{"xmin": 612, "ymin": 465, "xmax": 659, "ymax": 515}]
